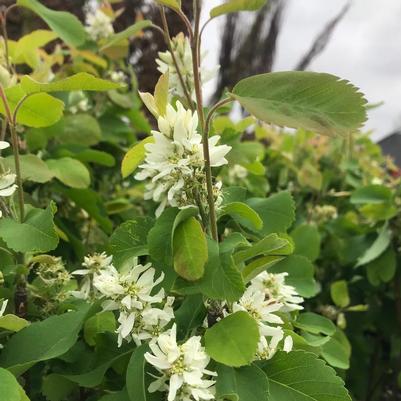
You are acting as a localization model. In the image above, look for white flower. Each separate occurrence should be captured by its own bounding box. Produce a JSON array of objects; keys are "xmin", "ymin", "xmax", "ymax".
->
[
  {"xmin": 233, "ymin": 286, "xmax": 284, "ymax": 339},
  {"xmin": 135, "ymin": 102, "xmax": 231, "ymax": 216},
  {"xmin": 0, "ymin": 172, "xmax": 17, "ymax": 197},
  {"xmin": 0, "ymin": 299, "xmax": 7, "ymax": 317},
  {"xmin": 85, "ymin": 9, "xmax": 114, "ymax": 41},
  {"xmin": 283, "ymin": 335, "xmax": 293, "ymax": 352},
  {"xmin": 92, "ymin": 265, "xmax": 123, "ymax": 300},
  {"xmin": 228, "ymin": 164, "xmax": 248, "ymax": 182},
  {"xmin": 0, "ymin": 141, "xmax": 10, "ymax": 150},
  {"xmin": 71, "ymin": 252, "xmax": 116, "ymax": 300},
  {"xmin": 250, "ymin": 272, "xmax": 304, "ymax": 312},
  {"xmin": 0, "ymin": 65, "xmax": 17, "ymax": 88},
  {"xmin": 232, "ymin": 275, "xmax": 301, "ymax": 361},
  {"xmin": 110, "ymin": 70, "xmax": 126, "ymax": 84},
  {"xmin": 156, "ymin": 33, "xmax": 218, "ymax": 100},
  {"xmin": 72, "ymin": 252, "xmax": 114, "ymax": 276},
  {"xmin": 92, "ymin": 262, "xmax": 175, "ymax": 347},
  {"xmin": 145, "ymin": 324, "xmax": 216, "ymax": 401}
]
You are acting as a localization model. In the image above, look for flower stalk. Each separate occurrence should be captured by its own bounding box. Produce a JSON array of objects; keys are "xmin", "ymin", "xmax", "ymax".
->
[
  {"xmin": 0, "ymin": 84, "xmax": 24, "ymax": 222},
  {"xmin": 191, "ymin": 0, "xmax": 219, "ymax": 241},
  {"xmin": 159, "ymin": 7, "xmax": 195, "ymax": 111}
]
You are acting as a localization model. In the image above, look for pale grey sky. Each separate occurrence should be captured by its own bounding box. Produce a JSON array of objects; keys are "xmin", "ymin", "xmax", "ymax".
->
[{"xmin": 201, "ymin": 0, "xmax": 401, "ymax": 140}]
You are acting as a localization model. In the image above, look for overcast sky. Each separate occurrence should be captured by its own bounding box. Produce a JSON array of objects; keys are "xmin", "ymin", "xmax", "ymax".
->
[{"xmin": 201, "ymin": 0, "xmax": 401, "ymax": 140}]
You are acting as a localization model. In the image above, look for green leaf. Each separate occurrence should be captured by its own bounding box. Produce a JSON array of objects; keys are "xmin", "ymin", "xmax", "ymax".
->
[
  {"xmin": 0, "ymin": 315, "xmax": 29, "ymax": 332},
  {"xmin": 0, "ymin": 367, "xmax": 29, "ymax": 401},
  {"xmin": 62, "ymin": 188, "xmax": 113, "ymax": 234},
  {"xmin": 46, "ymin": 157, "xmax": 90, "ymax": 188},
  {"xmin": 154, "ymin": 72, "xmax": 169, "ymax": 116},
  {"xmin": 21, "ymin": 73, "xmax": 121, "ymax": 94},
  {"xmin": 53, "ymin": 146, "xmax": 115, "ymax": 167},
  {"xmin": 294, "ymin": 312, "xmax": 336, "ymax": 336},
  {"xmin": 148, "ymin": 206, "xmax": 199, "ymax": 268},
  {"xmin": 57, "ymin": 114, "xmax": 102, "ymax": 146},
  {"xmin": 99, "ymin": 390, "xmax": 130, "ymax": 401},
  {"xmin": 100, "ymin": 20, "xmax": 152, "ymax": 51},
  {"xmin": 231, "ymin": 71, "xmax": 367, "ymax": 137},
  {"xmin": 108, "ymin": 218, "xmax": 153, "ymax": 268},
  {"xmin": 155, "ymin": 0, "xmax": 181, "ymax": 10},
  {"xmin": 2, "ymin": 154, "xmax": 54, "ymax": 183},
  {"xmin": 17, "ymin": 0, "xmax": 88, "ymax": 47},
  {"xmin": 0, "ymin": 205, "xmax": 59, "ymax": 253},
  {"xmin": 216, "ymin": 364, "xmax": 269, "ymax": 401},
  {"xmin": 205, "ymin": 311, "xmax": 259, "ymax": 367},
  {"xmin": 366, "ymin": 246, "xmax": 397, "ymax": 286},
  {"xmin": 173, "ymin": 217, "xmax": 208, "ymax": 281},
  {"xmin": 62, "ymin": 351, "xmax": 131, "ymax": 388},
  {"xmin": 291, "ymin": 224, "xmax": 321, "ymax": 262},
  {"xmin": 1, "ymin": 85, "xmax": 64, "ymax": 128},
  {"xmin": 42, "ymin": 374, "xmax": 76, "ymax": 401},
  {"xmin": 355, "ymin": 225, "xmax": 391, "ymax": 267},
  {"xmin": 269, "ymin": 255, "xmax": 317, "ymax": 298},
  {"xmin": 246, "ymin": 191, "xmax": 295, "ymax": 235},
  {"xmin": 330, "ymin": 281, "xmax": 350, "ymax": 308},
  {"xmin": 174, "ymin": 239, "xmax": 245, "ymax": 302},
  {"xmin": 175, "ymin": 294, "xmax": 206, "ymax": 341},
  {"xmin": 147, "ymin": 208, "xmax": 178, "ymax": 266},
  {"xmin": 320, "ymin": 329, "xmax": 351, "ymax": 370},
  {"xmin": 13, "ymin": 29, "xmax": 58, "ymax": 68},
  {"xmin": 210, "ymin": 0, "xmax": 267, "ymax": 18},
  {"xmin": 0, "ymin": 305, "xmax": 90, "ymax": 376},
  {"xmin": 261, "ymin": 351, "xmax": 351, "ymax": 401},
  {"xmin": 219, "ymin": 201, "xmax": 263, "ymax": 231},
  {"xmin": 84, "ymin": 312, "xmax": 116, "ymax": 346},
  {"xmin": 242, "ymin": 255, "xmax": 286, "ymax": 283},
  {"xmin": 126, "ymin": 344, "xmax": 160, "ymax": 401},
  {"xmin": 233, "ymin": 233, "xmax": 293, "ymax": 265},
  {"xmin": 122, "ymin": 137, "xmax": 154, "ymax": 178},
  {"xmin": 350, "ymin": 184, "xmax": 393, "ymax": 204}
]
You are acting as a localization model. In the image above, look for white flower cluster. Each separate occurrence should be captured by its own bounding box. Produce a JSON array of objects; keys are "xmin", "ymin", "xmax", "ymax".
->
[
  {"xmin": 85, "ymin": 9, "xmax": 114, "ymax": 41},
  {"xmin": 156, "ymin": 33, "xmax": 218, "ymax": 100},
  {"xmin": 135, "ymin": 102, "xmax": 231, "ymax": 216},
  {"xmin": 145, "ymin": 324, "xmax": 216, "ymax": 401},
  {"xmin": 72, "ymin": 253, "xmax": 174, "ymax": 347},
  {"xmin": 233, "ymin": 271, "xmax": 304, "ymax": 361}
]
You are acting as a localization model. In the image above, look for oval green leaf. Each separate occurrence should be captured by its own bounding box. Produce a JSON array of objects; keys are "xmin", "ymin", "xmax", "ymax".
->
[
  {"xmin": 46, "ymin": 157, "xmax": 90, "ymax": 189},
  {"xmin": 1, "ymin": 85, "xmax": 64, "ymax": 128},
  {"xmin": 121, "ymin": 137, "xmax": 154, "ymax": 178},
  {"xmin": 21, "ymin": 72, "xmax": 121, "ymax": 94},
  {"xmin": 262, "ymin": 351, "xmax": 351, "ymax": 401},
  {"xmin": 17, "ymin": 0, "xmax": 88, "ymax": 48},
  {"xmin": 204, "ymin": 311, "xmax": 259, "ymax": 367},
  {"xmin": 173, "ymin": 217, "xmax": 208, "ymax": 281},
  {"xmin": 231, "ymin": 71, "xmax": 367, "ymax": 137}
]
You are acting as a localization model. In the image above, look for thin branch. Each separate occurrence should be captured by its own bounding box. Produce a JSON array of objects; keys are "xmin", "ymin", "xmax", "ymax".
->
[
  {"xmin": 0, "ymin": 85, "xmax": 25, "ymax": 222},
  {"xmin": 159, "ymin": 7, "xmax": 195, "ymax": 111},
  {"xmin": 205, "ymin": 98, "xmax": 234, "ymax": 134},
  {"xmin": 191, "ymin": 0, "xmax": 218, "ymax": 241}
]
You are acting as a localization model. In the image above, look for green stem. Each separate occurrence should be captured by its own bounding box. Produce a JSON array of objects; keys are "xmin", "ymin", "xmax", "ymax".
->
[
  {"xmin": 205, "ymin": 98, "xmax": 234, "ymax": 133},
  {"xmin": 191, "ymin": 0, "xmax": 219, "ymax": 241},
  {"xmin": 159, "ymin": 7, "xmax": 195, "ymax": 111},
  {"xmin": 0, "ymin": 85, "xmax": 24, "ymax": 222}
]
